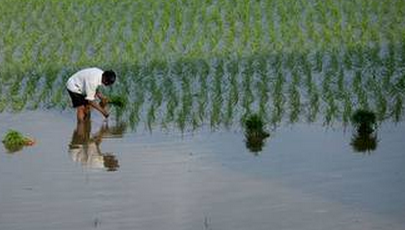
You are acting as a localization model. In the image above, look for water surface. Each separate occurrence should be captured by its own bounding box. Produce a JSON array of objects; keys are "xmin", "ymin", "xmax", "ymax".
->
[{"xmin": 1, "ymin": 110, "xmax": 405, "ymax": 230}]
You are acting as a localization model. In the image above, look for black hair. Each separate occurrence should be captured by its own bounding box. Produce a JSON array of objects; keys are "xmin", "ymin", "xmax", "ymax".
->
[{"xmin": 102, "ymin": 70, "xmax": 116, "ymax": 85}]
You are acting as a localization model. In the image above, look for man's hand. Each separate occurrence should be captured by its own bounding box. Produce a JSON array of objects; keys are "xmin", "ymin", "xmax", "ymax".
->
[
  {"xmin": 99, "ymin": 97, "xmax": 109, "ymax": 108},
  {"xmin": 88, "ymin": 100, "xmax": 110, "ymax": 119}
]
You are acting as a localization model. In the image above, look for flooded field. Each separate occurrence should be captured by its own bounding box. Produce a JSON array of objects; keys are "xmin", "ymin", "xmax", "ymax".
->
[
  {"xmin": 1, "ymin": 110, "xmax": 405, "ymax": 230},
  {"xmin": 1, "ymin": 0, "xmax": 405, "ymax": 229}
]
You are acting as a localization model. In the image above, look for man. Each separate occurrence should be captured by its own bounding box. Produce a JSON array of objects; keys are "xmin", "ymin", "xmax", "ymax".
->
[{"xmin": 66, "ymin": 67, "xmax": 116, "ymax": 121}]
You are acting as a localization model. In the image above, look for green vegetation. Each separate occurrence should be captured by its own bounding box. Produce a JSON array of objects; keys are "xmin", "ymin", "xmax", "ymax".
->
[
  {"xmin": 2, "ymin": 130, "xmax": 34, "ymax": 153},
  {"xmin": 108, "ymin": 95, "xmax": 127, "ymax": 109},
  {"xmin": 244, "ymin": 113, "xmax": 270, "ymax": 153},
  {"xmin": 351, "ymin": 109, "xmax": 377, "ymax": 134},
  {"xmin": 350, "ymin": 109, "xmax": 378, "ymax": 153},
  {"xmin": 0, "ymin": 0, "xmax": 404, "ymax": 131}
]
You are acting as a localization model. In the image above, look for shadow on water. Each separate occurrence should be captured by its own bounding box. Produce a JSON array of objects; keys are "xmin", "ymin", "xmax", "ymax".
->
[{"xmin": 68, "ymin": 119, "xmax": 127, "ymax": 172}]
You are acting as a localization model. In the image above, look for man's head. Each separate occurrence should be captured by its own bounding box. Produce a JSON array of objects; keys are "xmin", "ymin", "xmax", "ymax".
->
[{"xmin": 102, "ymin": 70, "xmax": 116, "ymax": 86}]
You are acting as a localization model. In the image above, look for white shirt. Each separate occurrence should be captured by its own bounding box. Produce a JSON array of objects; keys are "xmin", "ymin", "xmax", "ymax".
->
[{"xmin": 66, "ymin": 67, "xmax": 103, "ymax": 101}]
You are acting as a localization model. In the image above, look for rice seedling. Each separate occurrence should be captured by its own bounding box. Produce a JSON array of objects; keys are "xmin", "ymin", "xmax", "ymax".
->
[
  {"xmin": 271, "ymin": 71, "xmax": 285, "ymax": 125},
  {"xmin": 2, "ymin": 129, "xmax": 35, "ymax": 153},
  {"xmin": 107, "ymin": 95, "xmax": 127, "ymax": 109},
  {"xmin": 243, "ymin": 113, "xmax": 270, "ymax": 154},
  {"xmin": 289, "ymin": 70, "xmax": 301, "ymax": 123},
  {"xmin": 308, "ymin": 83, "xmax": 320, "ymax": 123},
  {"xmin": 392, "ymin": 95, "xmax": 403, "ymax": 122},
  {"xmin": 351, "ymin": 109, "xmax": 377, "ymax": 134}
]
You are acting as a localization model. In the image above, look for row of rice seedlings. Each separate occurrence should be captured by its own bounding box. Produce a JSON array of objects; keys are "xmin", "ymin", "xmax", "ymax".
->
[
  {"xmin": 321, "ymin": 69, "xmax": 339, "ymax": 125},
  {"xmin": 288, "ymin": 69, "xmax": 301, "ymax": 123},
  {"xmin": 392, "ymin": 95, "xmax": 403, "ymax": 122},
  {"xmin": 8, "ymin": 72, "xmax": 27, "ymax": 112},
  {"xmin": 195, "ymin": 60, "xmax": 210, "ymax": 124},
  {"xmin": 162, "ymin": 67, "xmax": 179, "ymax": 125},
  {"xmin": 128, "ymin": 67, "xmax": 146, "ymax": 131},
  {"xmin": 177, "ymin": 63, "xmax": 194, "ymax": 131},
  {"xmin": 366, "ymin": 74, "xmax": 388, "ymax": 122},
  {"xmin": 49, "ymin": 69, "xmax": 72, "ymax": 109},
  {"xmin": 271, "ymin": 70, "xmax": 285, "ymax": 126},
  {"xmin": 209, "ymin": 60, "xmax": 224, "ymax": 128},
  {"xmin": 2, "ymin": 1, "xmax": 404, "ymax": 68},
  {"xmin": 352, "ymin": 70, "xmax": 369, "ymax": 110},
  {"xmin": 223, "ymin": 60, "xmax": 239, "ymax": 128},
  {"xmin": 0, "ymin": 0, "xmax": 400, "ymax": 79},
  {"xmin": 241, "ymin": 60, "xmax": 254, "ymax": 121},
  {"xmin": 307, "ymin": 79, "xmax": 320, "ymax": 123},
  {"xmin": 257, "ymin": 60, "xmax": 271, "ymax": 121}
]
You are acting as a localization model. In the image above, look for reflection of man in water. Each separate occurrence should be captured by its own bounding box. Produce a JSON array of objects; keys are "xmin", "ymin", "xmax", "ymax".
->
[{"xmin": 69, "ymin": 119, "xmax": 120, "ymax": 171}]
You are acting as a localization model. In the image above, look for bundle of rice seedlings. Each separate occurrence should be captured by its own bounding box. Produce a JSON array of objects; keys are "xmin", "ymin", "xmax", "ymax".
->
[{"xmin": 2, "ymin": 130, "xmax": 35, "ymax": 153}]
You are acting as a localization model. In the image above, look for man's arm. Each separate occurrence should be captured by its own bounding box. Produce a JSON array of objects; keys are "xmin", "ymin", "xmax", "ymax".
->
[
  {"xmin": 88, "ymin": 100, "xmax": 109, "ymax": 118},
  {"xmin": 96, "ymin": 89, "xmax": 107, "ymax": 101},
  {"xmin": 96, "ymin": 89, "xmax": 109, "ymax": 107}
]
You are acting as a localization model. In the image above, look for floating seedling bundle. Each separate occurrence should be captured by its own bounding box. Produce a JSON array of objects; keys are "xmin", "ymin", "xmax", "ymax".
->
[{"xmin": 2, "ymin": 130, "xmax": 35, "ymax": 153}]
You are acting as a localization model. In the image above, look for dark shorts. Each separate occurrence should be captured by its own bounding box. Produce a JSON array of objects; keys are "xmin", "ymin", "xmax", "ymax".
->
[{"xmin": 67, "ymin": 89, "xmax": 88, "ymax": 108}]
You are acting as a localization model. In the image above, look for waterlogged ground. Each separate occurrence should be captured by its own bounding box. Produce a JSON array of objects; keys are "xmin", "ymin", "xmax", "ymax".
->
[{"xmin": 1, "ymin": 110, "xmax": 405, "ymax": 230}]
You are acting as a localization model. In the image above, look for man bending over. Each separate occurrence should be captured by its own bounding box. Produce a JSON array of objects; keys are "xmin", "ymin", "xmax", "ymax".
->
[{"xmin": 66, "ymin": 67, "xmax": 116, "ymax": 121}]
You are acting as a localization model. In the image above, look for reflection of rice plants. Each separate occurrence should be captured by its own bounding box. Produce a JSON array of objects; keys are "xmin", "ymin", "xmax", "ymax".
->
[{"xmin": 351, "ymin": 132, "xmax": 378, "ymax": 153}]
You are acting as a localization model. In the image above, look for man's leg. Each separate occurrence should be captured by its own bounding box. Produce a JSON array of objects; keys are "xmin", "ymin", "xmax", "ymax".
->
[
  {"xmin": 76, "ymin": 105, "xmax": 87, "ymax": 122},
  {"xmin": 84, "ymin": 104, "xmax": 91, "ymax": 120}
]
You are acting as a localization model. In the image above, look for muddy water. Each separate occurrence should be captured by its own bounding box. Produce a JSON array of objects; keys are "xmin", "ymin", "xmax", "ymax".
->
[{"xmin": 1, "ymin": 110, "xmax": 405, "ymax": 230}]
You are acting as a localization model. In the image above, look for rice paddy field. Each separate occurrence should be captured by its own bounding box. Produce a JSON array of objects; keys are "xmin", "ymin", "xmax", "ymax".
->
[{"xmin": 1, "ymin": 0, "xmax": 405, "ymax": 229}]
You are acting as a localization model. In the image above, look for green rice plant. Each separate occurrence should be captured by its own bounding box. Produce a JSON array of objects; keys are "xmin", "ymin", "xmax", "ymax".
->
[
  {"xmin": 11, "ymin": 95, "xmax": 26, "ymax": 112},
  {"xmin": 146, "ymin": 104, "xmax": 156, "ymax": 131},
  {"xmin": 337, "ymin": 68, "xmax": 345, "ymax": 98},
  {"xmin": 197, "ymin": 67, "xmax": 208, "ymax": 124},
  {"xmin": 342, "ymin": 93, "xmax": 353, "ymax": 125},
  {"xmin": 243, "ymin": 113, "xmax": 270, "ymax": 154},
  {"xmin": 392, "ymin": 95, "xmax": 403, "ymax": 122},
  {"xmin": 241, "ymin": 60, "xmax": 254, "ymax": 116},
  {"xmin": 324, "ymin": 92, "xmax": 338, "ymax": 125},
  {"xmin": 314, "ymin": 51, "xmax": 323, "ymax": 73},
  {"xmin": 351, "ymin": 109, "xmax": 377, "ymax": 134},
  {"xmin": 162, "ymin": 72, "xmax": 178, "ymax": 123},
  {"xmin": 210, "ymin": 60, "xmax": 224, "ymax": 127},
  {"xmin": 289, "ymin": 70, "xmax": 300, "ymax": 123},
  {"xmin": 128, "ymin": 79, "xmax": 145, "ymax": 130},
  {"xmin": 224, "ymin": 62, "xmax": 239, "ymax": 127},
  {"xmin": 308, "ymin": 83, "xmax": 320, "ymax": 122},
  {"xmin": 352, "ymin": 71, "xmax": 369, "ymax": 109},
  {"xmin": 271, "ymin": 71, "xmax": 285, "ymax": 125},
  {"xmin": 108, "ymin": 95, "xmax": 127, "ymax": 109},
  {"xmin": 0, "ymin": 97, "xmax": 6, "ymax": 112},
  {"xmin": 2, "ymin": 129, "xmax": 34, "ymax": 153},
  {"xmin": 321, "ymin": 71, "xmax": 339, "ymax": 124},
  {"xmin": 257, "ymin": 71, "xmax": 269, "ymax": 119},
  {"xmin": 375, "ymin": 89, "xmax": 388, "ymax": 121}
]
